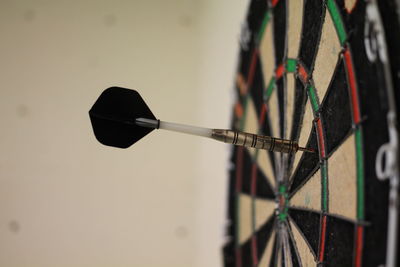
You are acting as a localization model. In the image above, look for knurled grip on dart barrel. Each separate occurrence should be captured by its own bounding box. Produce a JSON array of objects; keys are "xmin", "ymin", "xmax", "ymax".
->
[{"xmin": 211, "ymin": 129, "xmax": 299, "ymax": 154}]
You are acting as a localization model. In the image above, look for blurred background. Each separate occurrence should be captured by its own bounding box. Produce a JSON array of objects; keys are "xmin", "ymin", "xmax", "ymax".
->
[{"xmin": 0, "ymin": 0, "xmax": 247, "ymax": 266}]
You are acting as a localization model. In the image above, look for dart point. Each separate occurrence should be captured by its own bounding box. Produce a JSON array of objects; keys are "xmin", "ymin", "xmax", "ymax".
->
[{"xmin": 298, "ymin": 147, "xmax": 316, "ymax": 153}]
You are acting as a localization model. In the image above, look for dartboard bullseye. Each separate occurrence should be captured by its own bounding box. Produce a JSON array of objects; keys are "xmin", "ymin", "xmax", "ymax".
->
[{"xmin": 224, "ymin": 0, "xmax": 400, "ymax": 266}]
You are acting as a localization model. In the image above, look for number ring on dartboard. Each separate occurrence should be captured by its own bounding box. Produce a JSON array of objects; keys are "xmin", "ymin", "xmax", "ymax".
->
[{"xmin": 224, "ymin": 0, "xmax": 400, "ymax": 267}]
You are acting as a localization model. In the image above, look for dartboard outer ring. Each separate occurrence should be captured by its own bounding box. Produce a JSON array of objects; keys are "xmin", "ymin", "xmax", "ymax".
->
[{"xmin": 224, "ymin": 1, "xmax": 400, "ymax": 267}]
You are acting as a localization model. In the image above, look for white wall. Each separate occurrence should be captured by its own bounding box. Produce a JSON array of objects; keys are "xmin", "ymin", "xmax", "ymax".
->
[{"xmin": 0, "ymin": 1, "xmax": 247, "ymax": 266}]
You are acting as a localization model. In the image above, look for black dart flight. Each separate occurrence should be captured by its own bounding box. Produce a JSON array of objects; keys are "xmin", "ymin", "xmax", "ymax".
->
[{"xmin": 89, "ymin": 87, "xmax": 156, "ymax": 148}]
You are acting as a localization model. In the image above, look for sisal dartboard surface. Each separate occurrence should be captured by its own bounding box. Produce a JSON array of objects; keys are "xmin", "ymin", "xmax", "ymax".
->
[{"xmin": 224, "ymin": 0, "xmax": 400, "ymax": 266}]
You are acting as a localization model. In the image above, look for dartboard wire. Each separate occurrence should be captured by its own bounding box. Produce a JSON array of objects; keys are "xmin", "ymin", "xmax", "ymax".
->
[
  {"xmin": 234, "ymin": 1, "xmax": 368, "ymax": 266},
  {"xmin": 234, "ymin": 8, "xmax": 275, "ymax": 265},
  {"xmin": 259, "ymin": 40, "xmax": 330, "ymax": 267},
  {"xmin": 286, "ymin": 56, "xmax": 366, "ymax": 265},
  {"xmin": 272, "ymin": 57, "xmax": 330, "ymax": 263},
  {"xmin": 235, "ymin": 1, "xmax": 332, "ymax": 264},
  {"xmin": 273, "ymin": 32, "xmax": 330, "ymax": 267},
  {"xmin": 287, "ymin": 214, "xmax": 319, "ymax": 262},
  {"xmin": 274, "ymin": 1, "xmax": 293, "ymax": 265},
  {"xmin": 326, "ymin": 1, "xmax": 366, "ymax": 266},
  {"xmin": 285, "ymin": 218, "xmax": 304, "ymax": 267},
  {"xmin": 282, "ymin": 10, "xmax": 362, "ymax": 263},
  {"xmin": 263, "ymin": 2, "xmax": 327, "ymax": 264},
  {"xmin": 282, "ymin": 224, "xmax": 293, "ymax": 267},
  {"xmin": 289, "ymin": 206, "xmax": 370, "ymax": 226},
  {"xmin": 250, "ymin": 9, "xmax": 280, "ymax": 261},
  {"xmin": 258, "ymin": 8, "xmax": 285, "ymax": 185},
  {"xmin": 274, "ymin": 223, "xmax": 284, "ymax": 266},
  {"xmin": 343, "ymin": 45, "xmax": 365, "ymax": 267},
  {"xmin": 284, "ymin": 217, "xmax": 304, "ymax": 267},
  {"xmin": 307, "ymin": 85, "xmax": 329, "ymax": 263},
  {"xmin": 241, "ymin": 51, "xmax": 279, "ymax": 254}
]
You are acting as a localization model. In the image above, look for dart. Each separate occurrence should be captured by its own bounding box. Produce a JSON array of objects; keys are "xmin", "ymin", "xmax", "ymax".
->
[{"xmin": 89, "ymin": 87, "xmax": 315, "ymax": 154}]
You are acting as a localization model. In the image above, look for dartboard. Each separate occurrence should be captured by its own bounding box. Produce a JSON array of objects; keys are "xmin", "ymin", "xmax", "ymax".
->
[{"xmin": 224, "ymin": 0, "xmax": 400, "ymax": 267}]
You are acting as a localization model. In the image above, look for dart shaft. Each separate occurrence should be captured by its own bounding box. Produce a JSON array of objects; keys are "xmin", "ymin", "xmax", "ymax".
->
[
  {"xmin": 211, "ymin": 129, "xmax": 300, "ymax": 153},
  {"xmin": 135, "ymin": 118, "xmax": 212, "ymax": 137},
  {"xmin": 135, "ymin": 118, "xmax": 309, "ymax": 154}
]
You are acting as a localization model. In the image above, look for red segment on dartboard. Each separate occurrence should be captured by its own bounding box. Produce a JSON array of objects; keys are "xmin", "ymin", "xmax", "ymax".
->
[
  {"xmin": 275, "ymin": 63, "xmax": 285, "ymax": 79},
  {"xmin": 344, "ymin": 48, "xmax": 361, "ymax": 124},
  {"xmin": 247, "ymin": 50, "xmax": 259, "ymax": 88},
  {"xmin": 297, "ymin": 63, "xmax": 309, "ymax": 84},
  {"xmin": 251, "ymin": 236, "xmax": 258, "ymax": 266},
  {"xmin": 355, "ymin": 226, "xmax": 364, "ymax": 267},
  {"xmin": 319, "ymin": 215, "xmax": 327, "ymax": 262},
  {"xmin": 235, "ymin": 147, "xmax": 244, "ymax": 193},
  {"xmin": 315, "ymin": 118, "xmax": 326, "ymax": 158}
]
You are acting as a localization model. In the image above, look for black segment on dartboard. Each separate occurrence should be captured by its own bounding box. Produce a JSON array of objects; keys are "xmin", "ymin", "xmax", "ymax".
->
[
  {"xmin": 241, "ymin": 149, "xmax": 275, "ymax": 199},
  {"xmin": 226, "ymin": 147, "xmax": 238, "ymax": 240},
  {"xmin": 323, "ymin": 216, "xmax": 355, "ymax": 267},
  {"xmin": 273, "ymin": 0, "xmax": 287, "ymax": 66},
  {"xmin": 298, "ymin": 0, "xmax": 325, "ymax": 72},
  {"xmin": 241, "ymin": 237, "xmax": 253, "ymax": 267},
  {"xmin": 240, "ymin": 148, "xmax": 254, "ymax": 195},
  {"xmin": 256, "ymin": 167, "xmax": 276, "ymax": 199},
  {"xmin": 250, "ymin": 58, "xmax": 266, "ymax": 116},
  {"xmin": 320, "ymin": 59, "xmax": 353, "ymax": 156},
  {"xmin": 276, "ymin": 76, "xmax": 285, "ymax": 138},
  {"xmin": 246, "ymin": 0, "xmax": 269, "ymax": 39},
  {"xmin": 223, "ymin": 241, "xmax": 235, "ymax": 267},
  {"xmin": 288, "ymin": 209, "xmax": 321, "ymax": 257},
  {"xmin": 256, "ymin": 217, "xmax": 276, "ymax": 264},
  {"xmin": 238, "ymin": 0, "xmax": 268, "ymax": 77},
  {"xmin": 289, "ymin": 125, "xmax": 319, "ymax": 194},
  {"xmin": 89, "ymin": 87, "xmax": 156, "ymax": 148}
]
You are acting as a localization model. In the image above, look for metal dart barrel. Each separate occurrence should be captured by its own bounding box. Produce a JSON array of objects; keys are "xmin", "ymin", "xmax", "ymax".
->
[{"xmin": 211, "ymin": 129, "xmax": 313, "ymax": 154}]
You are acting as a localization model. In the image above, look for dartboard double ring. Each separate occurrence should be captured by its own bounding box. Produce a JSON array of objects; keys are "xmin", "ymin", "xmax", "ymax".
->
[{"xmin": 224, "ymin": 1, "xmax": 400, "ymax": 266}]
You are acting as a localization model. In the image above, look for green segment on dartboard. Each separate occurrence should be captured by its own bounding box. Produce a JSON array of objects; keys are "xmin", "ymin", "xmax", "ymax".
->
[
  {"xmin": 321, "ymin": 163, "xmax": 328, "ymax": 211},
  {"xmin": 355, "ymin": 128, "xmax": 365, "ymax": 220},
  {"xmin": 307, "ymin": 85, "xmax": 319, "ymax": 112},
  {"xmin": 278, "ymin": 185, "xmax": 289, "ymax": 221},
  {"xmin": 257, "ymin": 11, "xmax": 271, "ymax": 43},
  {"xmin": 327, "ymin": 0, "xmax": 347, "ymax": 45},
  {"xmin": 264, "ymin": 77, "xmax": 275, "ymax": 101},
  {"xmin": 286, "ymin": 58, "xmax": 297, "ymax": 73},
  {"xmin": 239, "ymin": 96, "xmax": 250, "ymax": 131}
]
